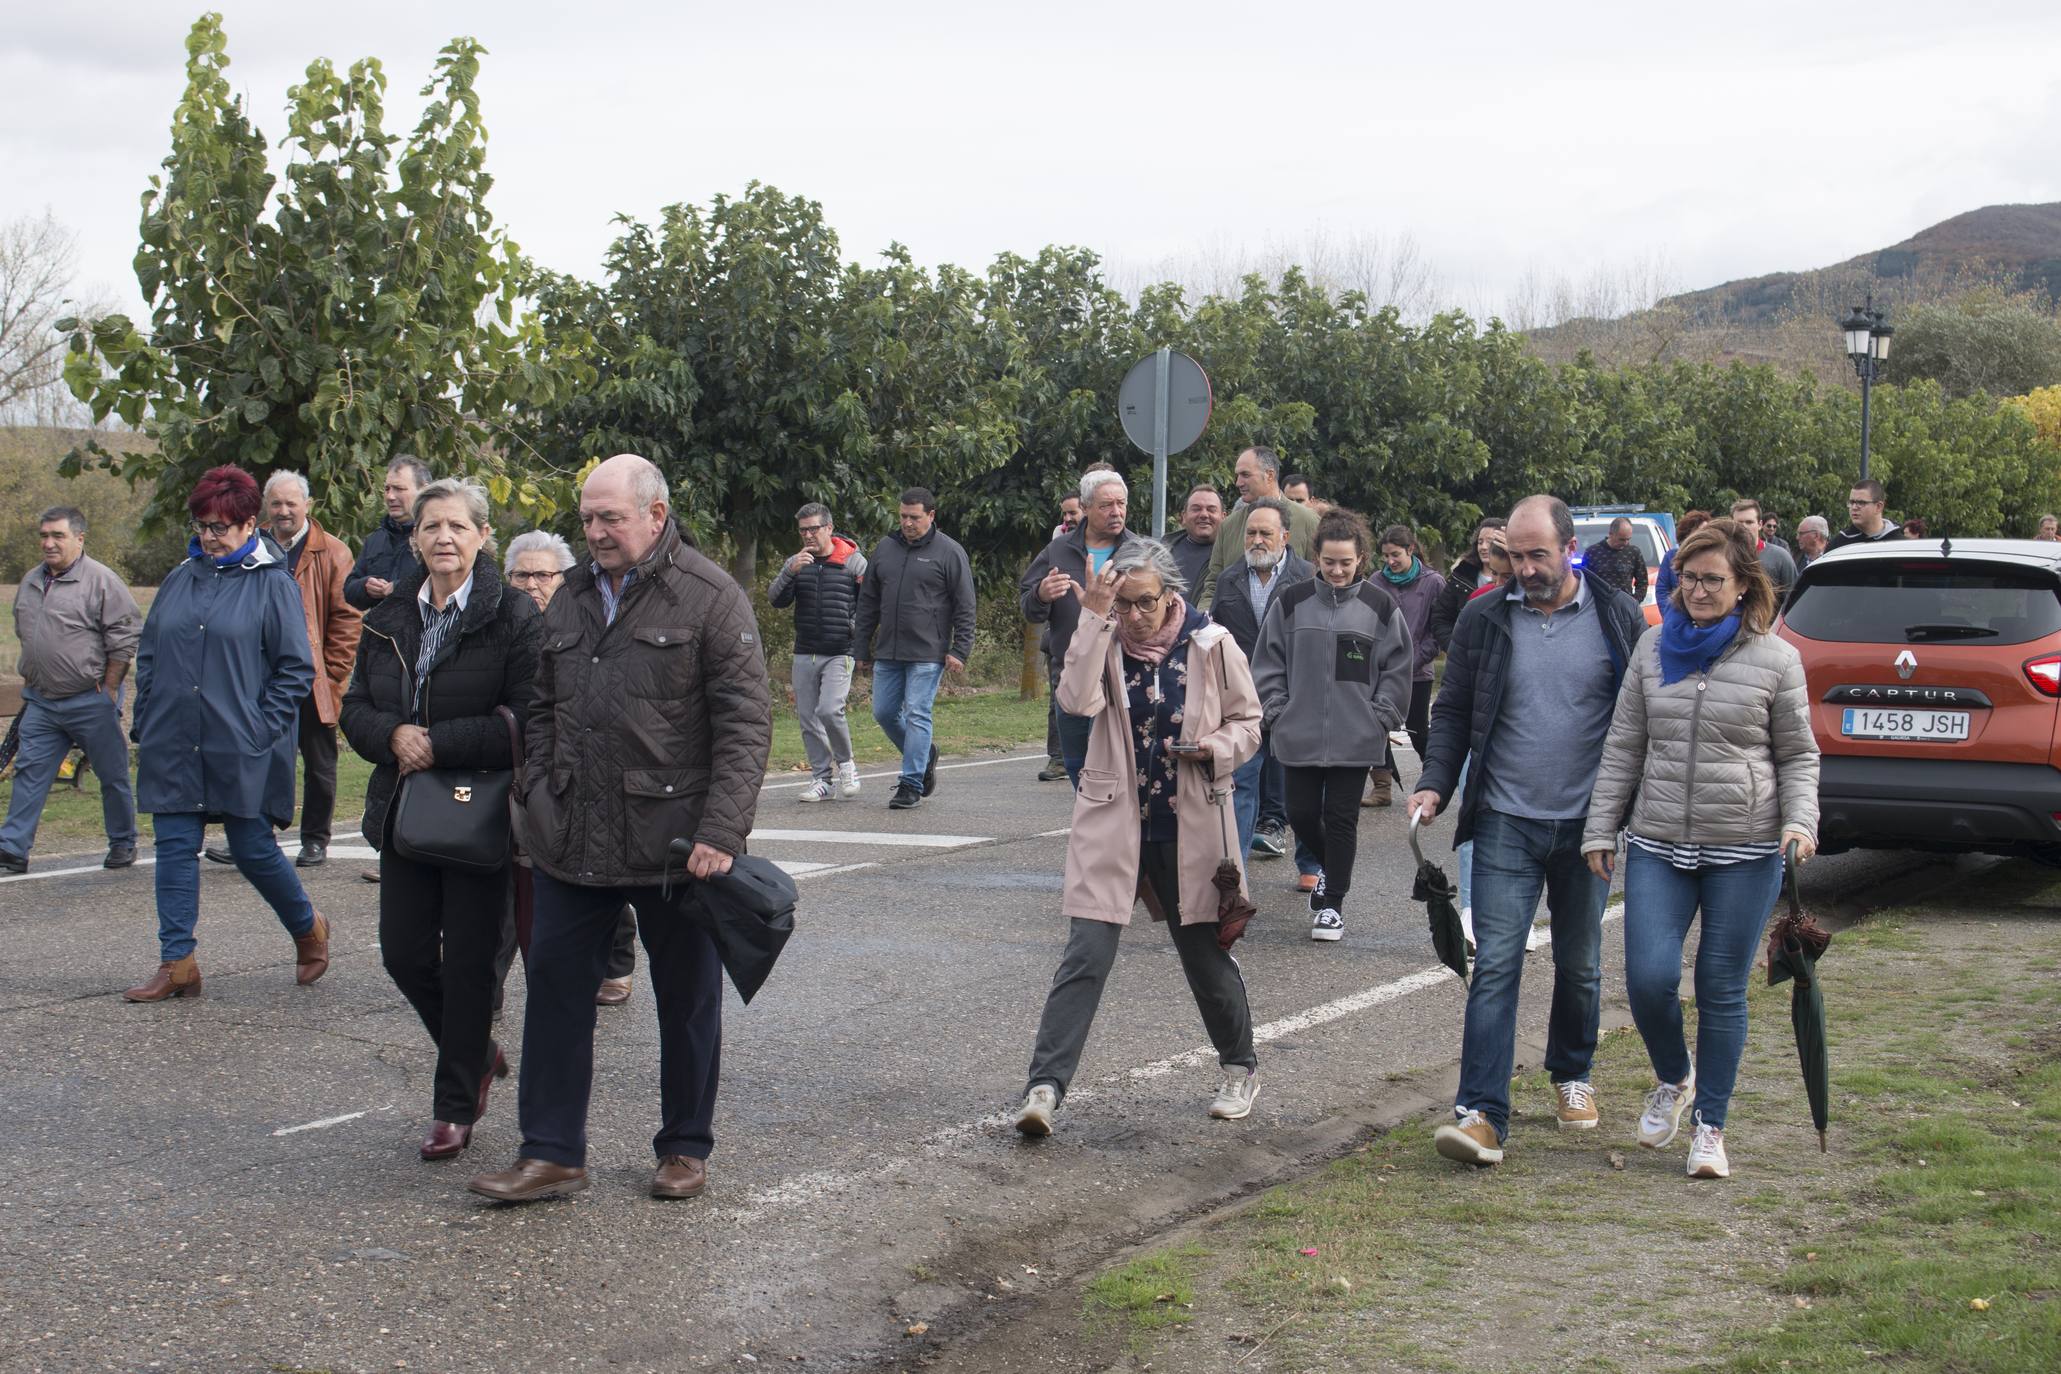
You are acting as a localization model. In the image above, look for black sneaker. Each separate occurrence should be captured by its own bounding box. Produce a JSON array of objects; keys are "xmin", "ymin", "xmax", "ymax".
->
[
  {"xmin": 890, "ymin": 781, "xmax": 923, "ymax": 810},
  {"xmin": 103, "ymin": 843, "xmax": 137, "ymax": 870},
  {"xmin": 0, "ymin": 850, "xmax": 26, "ymax": 875},
  {"xmin": 295, "ymin": 842, "xmax": 328, "ymax": 868},
  {"xmin": 923, "ymin": 745, "xmax": 939, "ymax": 796},
  {"xmin": 203, "ymin": 844, "xmax": 235, "ymax": 865}
]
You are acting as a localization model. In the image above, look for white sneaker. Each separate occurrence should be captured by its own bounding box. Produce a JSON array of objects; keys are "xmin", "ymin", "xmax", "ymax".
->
[
  {"xmin": 837, "ymin": 761, "xmax": 861, "ymax": 798},
  {"xmin": 1013, "ymin": 1084, "xmax": 1058, "ymax": 1137},
  {"xmin": 1460, "ymin": 906, "xmax": 1475, "ymax": 949},
  {"xmin": 1687, "ymin": 1114, "xmax": 1730, "ymax": 1178},
  {"xmin": 1208, "ymin": 1068, "xmax": 1260, "ymax": 1120},
  {"xmin": 1638, "ymin": 1068, "xmax": 1696, "ymax": 1149},
  {"xmin": 1525, "ymin": 921, "xmax": 1544, "ymax": 952},
  {"xmin": 797, "ymin": 779, "xmax": 835, "ymax": 803},
  {"xmin": 1310, "ymin": 908, "xmax": 1344, "ymax": 942}
]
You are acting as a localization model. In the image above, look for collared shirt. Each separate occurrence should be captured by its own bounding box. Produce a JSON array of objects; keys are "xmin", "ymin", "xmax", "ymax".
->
[
  {"xmin": 1483, "ymin": 574, "xmax": 1616, "ymax": 821},
  {"xmin": 283, "ymin": 519, "xmax": 311, "ymax": 574},
  {"xmin": 595, "ymin": 563, "xmax": 638, "ymax": 626},
  {"xmin": 1247, "ymin": 564, "xmax": 1280, "ymax": 625},
  {"xmin": 412, "ymin": 572, "xmax": 473, "ymax": 721}
]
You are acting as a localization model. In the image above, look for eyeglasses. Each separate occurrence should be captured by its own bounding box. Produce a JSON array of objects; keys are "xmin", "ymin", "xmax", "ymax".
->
[
  {"xmin": 189, "ymin": 520, "xmax": 238, "ymax": 538},
  {"xmin": 1848, "ymin": 498, "xmax": 1881, "ymax": 508},
  {"xmin": 508, "ymin": 570, "xmax": 564, "ymax": 585},
  {"xmin": 1680, "ymin": 573, "xmax": 1733, "ymax": 594},
  {"xmin": 1113, "ymin": 594, "xmax": 1163, "ymax": 616},
  {"xmin": 797, "ymin": 523, "xmax": 829, "ymax": 535}
]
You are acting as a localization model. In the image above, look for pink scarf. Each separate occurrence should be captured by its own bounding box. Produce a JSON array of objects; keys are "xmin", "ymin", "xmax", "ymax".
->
[{"xmin": 1116, "ymin": 592, "xmax": 1186, "ymax": 665}]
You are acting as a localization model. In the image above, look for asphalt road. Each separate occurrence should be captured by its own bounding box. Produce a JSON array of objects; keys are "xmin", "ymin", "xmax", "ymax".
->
[{"xmin": 0, "ymin": 747, "xmax": 1959, "ymax": 1373}]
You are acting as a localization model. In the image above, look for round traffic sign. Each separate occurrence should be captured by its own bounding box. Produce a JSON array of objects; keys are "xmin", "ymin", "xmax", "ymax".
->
[{"xmin": 1118, "ymin": 350, "xmax": 1212, "ymax": 456}]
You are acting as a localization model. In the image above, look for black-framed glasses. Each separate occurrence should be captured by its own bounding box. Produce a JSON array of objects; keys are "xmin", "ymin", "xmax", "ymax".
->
[
  {"xmin": 189, "ymin": 520, "xmax": 238, "ymax": 538},
  {"xmin": 508, "ymin": 570, "xmax": 564, "ymax": 585},
  {"xmin": 1680, "ymin": 573, "xmax": 1732, "ymax": 594},
  {"xmin": 1113, "ymin": 594, "xmax": 1163, "ymax": 616},
  {"xmin": 797, "ymin": 523, "xmax": 830, "ymax": 535}
]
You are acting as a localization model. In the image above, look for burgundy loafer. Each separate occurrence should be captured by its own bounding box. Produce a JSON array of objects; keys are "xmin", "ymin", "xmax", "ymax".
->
[{"xmin": 421, "ymin": 1121, "xmax": 472, "ymax": 1160}]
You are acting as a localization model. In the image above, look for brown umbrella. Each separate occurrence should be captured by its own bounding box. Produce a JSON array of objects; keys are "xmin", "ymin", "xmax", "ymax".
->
[{"xmin": 1211, "ymin": 786, "xmax": 1258, "ymax": 951}]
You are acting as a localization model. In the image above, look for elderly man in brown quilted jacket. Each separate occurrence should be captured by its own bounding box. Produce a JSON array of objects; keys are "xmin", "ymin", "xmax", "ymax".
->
[{"xmin": 470, "ymin": 454, "xmax": 772, "ymax": 1206}]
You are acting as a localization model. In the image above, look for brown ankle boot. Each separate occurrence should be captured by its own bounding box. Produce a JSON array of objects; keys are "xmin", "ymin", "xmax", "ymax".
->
[
  {"xmin": 125, "ymin": 955, "xmax": 203, "ymax": 1002},
  {"xmin": 294, "ymin": 912, "xmax": 331, "ymax": 985}
]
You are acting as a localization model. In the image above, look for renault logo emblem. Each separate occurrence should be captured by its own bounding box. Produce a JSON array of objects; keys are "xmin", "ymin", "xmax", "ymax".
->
[{"xmin": 1894, "ymin": 649, "xmax": 1916, "ymax": 680}]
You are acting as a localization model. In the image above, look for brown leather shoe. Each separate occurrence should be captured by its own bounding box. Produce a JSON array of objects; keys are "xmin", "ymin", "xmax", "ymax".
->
[
  {"xmin": 360, "ymin": 864, "xmax": 382, "ymax": 884},
  {"xmin": 596, "ymin": 976, "xmax": 633, "ymax": 1007},
  {"xmin": 651, "ymin": 1155, "xmax": 707, "ymax": 1200},
  {"xmin": 467, "ymin": 1157, "xmax": 589, "ymax": 1203},
  {"xmin": 294, "ymin": 912, "xmax": 331, "ymax": 985},
  {"xmin": 123, "ymin": 955, "xmax": 203, "ymax": 1002},
  {"xmin": 421, "ymin": 1121, "xmax": 473, "ymax": 1160}
]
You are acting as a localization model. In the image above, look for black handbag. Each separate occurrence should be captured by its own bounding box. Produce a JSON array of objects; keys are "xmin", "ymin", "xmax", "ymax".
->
[{"xmin": 389, "ymin": 706, "xmax": 522, "ymax": 875}]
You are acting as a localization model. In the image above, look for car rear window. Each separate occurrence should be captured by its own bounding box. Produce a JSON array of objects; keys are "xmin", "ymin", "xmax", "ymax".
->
[
  {"xmin": 1785, "ymin": 558, "xmax": 2061, "ymax": 645},
  {"xmin": 1574, "ymin": 520, "xmax": 1665, "ymax": 566}
]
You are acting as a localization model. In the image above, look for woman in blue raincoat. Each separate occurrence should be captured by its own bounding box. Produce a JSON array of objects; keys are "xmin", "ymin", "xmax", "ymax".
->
[{"xmin": 123, "ymin": 466, "xmax": 330, "ymax": 1001}]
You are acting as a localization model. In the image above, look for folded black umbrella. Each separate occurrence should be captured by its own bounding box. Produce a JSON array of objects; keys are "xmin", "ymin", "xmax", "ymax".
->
[
  {"xmin": 1409, "ymin": 813, "xmax": 1469, "ymax": 986},
  {"xmin": 0, "ymin": 712, "xmax": 20, "ymax": 777},
  {"xmin": 663, "ymin": 839, "xmax": 797, "ymax": 1005},
  {"xmin": 1767, "ymin": 840, "xmax": 1832, "ymax": 1151}
]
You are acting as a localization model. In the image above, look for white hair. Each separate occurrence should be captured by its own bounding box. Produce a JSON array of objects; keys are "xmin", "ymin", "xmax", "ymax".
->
[
  {"xmin": 506, "ymin": 529, "xmax": 575, "ymax": 571},
  {"xmin": 1108, "ymin": 537, "xmax": 1187, "ymax": 597},
  {"xmin": 412, "ymin": 478, "xmax": 498, "ymax": 558},
  {"xmin": 1797, "ymin": 515, "xmax": 1830, "ymax": 537},
  {"xmin": 1080, "ymin": 470, "xmax": 1127, "ymax": 503},
  {"xmin": 263, "ymin": 470, "xmax": 311, "ymax": 502}
]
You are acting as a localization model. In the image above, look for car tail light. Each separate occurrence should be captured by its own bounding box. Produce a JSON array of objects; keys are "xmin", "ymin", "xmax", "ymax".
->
[{"xmin": 2026, "ymin": 655, "xmax": 2061, "ymax": 697}]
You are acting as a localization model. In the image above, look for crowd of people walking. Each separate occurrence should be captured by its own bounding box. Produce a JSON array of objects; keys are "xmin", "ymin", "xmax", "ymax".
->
[{"xmin": 10, "ymin": 448, "xmax": 1970, "ymax": 1189}]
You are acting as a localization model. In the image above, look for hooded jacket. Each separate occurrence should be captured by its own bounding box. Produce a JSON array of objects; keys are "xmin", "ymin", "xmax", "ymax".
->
[
  {"xmin": 338, "ymin": 550, "xmax": 541, "ymax": 850},
  {"xmin": 1250, "ymin": 577, "xmax": 1415, "ymax": 769},
  {"xmin": 344, "ymin": 512, "xmax": 420, "ymax": 611},
  {"xmin": 132, "ymin": 533, "xmax": 314, "ymax": 826},
  {"xmin": 855, "ymin": 525, "xmax": 976, "ymax": 664},
  {"xmin": 769, "ymin": 535, "xmax": 868, "ymax": 658},
  {"xmin": 1381, "ymin": 561, "xmax": 1447, "ymax": 682}
]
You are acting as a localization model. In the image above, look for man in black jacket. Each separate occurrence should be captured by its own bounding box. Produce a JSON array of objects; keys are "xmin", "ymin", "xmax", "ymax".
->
[
  {"xmin": 769, "ymin": 503, "xmax": 869, "ymax": 803},
  {"xmin": 1020, "ymin": 470, "xmax": 1140, "ymax": 786},
  {"xmin": 855, "ymin": 487, "xmax": 977, "ymax": 809},
  {"xmin": 1409, "ymin": 495, "xmax": 1646, "ymax": 1169},
  {"xmin": 1162, "ymin": 484, "xmax": 1223, "ymax": 592},
  {"xmin": 345, "ymin": 456, "xmax": 432, "ymax": 611}
]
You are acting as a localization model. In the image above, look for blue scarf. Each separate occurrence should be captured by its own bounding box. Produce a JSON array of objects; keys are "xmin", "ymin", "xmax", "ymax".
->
[
  {"xmin": 1381, "ymin": 557, "xmax": 1422, "ymax": 586},
  {"xmin": 1657, "ymin": 605, "xmax": 1743, "ymax": 685},
  {"xmin": 187, "ymin": 533, "xmax": 260, "ymax": 567}
]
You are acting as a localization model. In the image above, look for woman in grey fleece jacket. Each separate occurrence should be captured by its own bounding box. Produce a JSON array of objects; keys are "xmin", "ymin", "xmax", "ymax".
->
[{"xmin": 1251, "ymin": 510, "xmax": 1414, "ymax": 942}]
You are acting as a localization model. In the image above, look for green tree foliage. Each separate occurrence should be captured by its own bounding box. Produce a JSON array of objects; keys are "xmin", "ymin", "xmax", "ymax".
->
[
  {"xmin": 57, "ymin": 14, "xmax": 574, "ymax": 539},
  {"xmin": 1882, "ymin": 294, "xmax": 2061, "ymax": 400}
]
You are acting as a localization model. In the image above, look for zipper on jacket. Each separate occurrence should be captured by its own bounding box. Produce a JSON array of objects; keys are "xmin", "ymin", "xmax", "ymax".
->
[{"xmin": 1682, "ymin": 673, "xmax": 1708, "ymax": 840}]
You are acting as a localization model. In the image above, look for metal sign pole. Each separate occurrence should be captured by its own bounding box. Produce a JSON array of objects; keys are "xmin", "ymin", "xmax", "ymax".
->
[{"xmin": 1152, "ymin": 346, "xmax": 1170, "ymax": 537}]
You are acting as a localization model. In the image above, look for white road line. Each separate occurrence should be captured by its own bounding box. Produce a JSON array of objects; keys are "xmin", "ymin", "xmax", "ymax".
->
[
  {"xmin": 760, "ymin": 752, "xmax": 1045, "ymax": 792},
  {"xmin": 0, "ymin": 842, "xmax": 382, "ymax": 885},
  {"xmin": 272, "ymin": 1107, "xmax": 385, "ymax": 1136},
  {"xmin": 1036, "ymin": 827, "xmax": 1072, "ymax": 838},
  {"xmin": 751, "ymin": 829, "xmax": 990, "ymax": 848},
  {"xmin": 791, "ymin": 862, "xmax": 879, "ymax": 882}
]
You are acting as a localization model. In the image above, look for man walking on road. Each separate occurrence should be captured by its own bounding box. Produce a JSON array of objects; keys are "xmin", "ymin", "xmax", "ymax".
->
[
  {"xmin": 1828, "ymin": 478, "xmax": 1902, "ymax": 552},
  {"xmin": 1, "ymin": 507, "xmax": 141, "ymax": 874},
  {"xmin": 769, "ymin": 503, "xmax": 867, "ymax": 803},
  {"xmin": 1581, "ymin": 517, "xmax": 1648, "ymax": 601},
  {"xmin": 1730, "ymin": 499, "xmax": 1797, "ymax": 602},
  {"xmin": 469, "ymin": 454, "xmax": 771, "ymax": 1205},
  {"xmin": 1200, "ymin": 447, "xmax": 1319, "ymax": 605},
  {"xmin": 1410, "ymin": 495, "xmax": 1646, "ymax": 1167},
  {"xmin": 1162, "ymin": 484, "xmax": 1222, "ymax": 592},
  {"xmin": 856, "ymin": 487, "xmax": 977, "ymax": 810},
  {"xmin": 1022, "ymin": 471, "xmax": 1141, "ymax": 787}
]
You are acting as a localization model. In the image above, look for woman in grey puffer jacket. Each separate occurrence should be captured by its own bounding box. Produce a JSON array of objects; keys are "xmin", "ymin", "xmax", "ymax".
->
[{"xmin": 1582, "ymin": 519, "xmax": 1819, "ymax": 1182}]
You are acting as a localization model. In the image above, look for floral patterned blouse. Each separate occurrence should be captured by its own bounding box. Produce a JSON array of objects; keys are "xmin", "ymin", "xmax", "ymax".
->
[{"xmin": 1121, "ymin": 606, "xmax": 1205, "ymax": 842}]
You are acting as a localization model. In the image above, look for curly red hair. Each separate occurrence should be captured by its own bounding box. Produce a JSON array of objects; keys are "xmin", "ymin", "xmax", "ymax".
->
[{"xmin": 188, "ymin": 466, "xmax": 261, "ymax": 527}]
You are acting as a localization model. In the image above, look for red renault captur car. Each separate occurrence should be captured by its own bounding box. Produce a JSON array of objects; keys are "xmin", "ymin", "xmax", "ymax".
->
[{"xmin": 1777, "ymin": 537, "xmax": 2061, "ymax": 863}]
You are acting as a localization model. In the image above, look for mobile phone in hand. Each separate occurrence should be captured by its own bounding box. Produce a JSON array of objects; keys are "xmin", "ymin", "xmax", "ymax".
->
[{"xmin": 1169, "ymin": 740, "xmax": 1204, "ymax": 755}]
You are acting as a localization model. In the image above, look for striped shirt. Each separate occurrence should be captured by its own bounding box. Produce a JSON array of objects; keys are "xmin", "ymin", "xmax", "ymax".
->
[
  {"xmin": 413, "ymin": 573, "xmax": 473, "ymax": 722},
  {"xmin": 1628, "ymin": 833, "xmax": 1780, "ymax": 871},
  {"xmin": 596, "ymin": 564, "xmax": 638, "ymax": 626}
]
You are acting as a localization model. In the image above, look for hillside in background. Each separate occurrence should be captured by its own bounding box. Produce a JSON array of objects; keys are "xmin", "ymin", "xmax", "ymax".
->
[{"xmin": 1520, "ymin": 202, "xmax": 2061, "ymax": 381}]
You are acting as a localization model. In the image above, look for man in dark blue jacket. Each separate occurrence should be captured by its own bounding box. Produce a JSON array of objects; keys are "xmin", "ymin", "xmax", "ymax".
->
[
  {"xmin": 345, "ymin": 456, "xmax": 432, "ymax": 611},
  {"xmin": 855, "ymin": 488, "xmax": 977, "ymax": 810},
  {"xmin": 1020, "ymin": 471, "xmax": 1141, "ymax": 786},
  {"xmin": 1410, "ymin": 495, "xmax": 1646, "ymax": 1168}
]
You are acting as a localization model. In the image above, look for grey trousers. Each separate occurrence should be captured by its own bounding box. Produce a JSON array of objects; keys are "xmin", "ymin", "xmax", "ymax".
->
[
  {"xmin": 1025, "ymin": 840, "xmax": 1257, "ymax": 1099},
  {"xmin": 793, "ymin": 653, "xmax": 855, "ymax": 781}
]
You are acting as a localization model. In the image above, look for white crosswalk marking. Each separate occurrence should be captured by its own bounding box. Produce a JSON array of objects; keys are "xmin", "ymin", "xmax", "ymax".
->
[{"xmin": 749, "ymin": 829, "xmax": 990, "ymax": 849}]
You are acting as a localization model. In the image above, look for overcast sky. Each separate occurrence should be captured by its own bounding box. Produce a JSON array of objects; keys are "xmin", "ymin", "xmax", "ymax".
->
[{"xmin": 7, "ymin": 0, "xmax": 2059, "ymax": 321}]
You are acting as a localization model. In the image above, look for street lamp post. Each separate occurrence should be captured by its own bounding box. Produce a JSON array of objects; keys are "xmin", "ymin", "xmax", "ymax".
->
[{"xmin": 1840, "ymin": 294, "xmax": 1894, "ymax": 481}]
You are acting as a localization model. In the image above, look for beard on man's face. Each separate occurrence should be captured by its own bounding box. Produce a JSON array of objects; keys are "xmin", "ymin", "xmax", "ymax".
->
[
  {"xmin": 1246, "ymin": 544, "xmax": 1282, "ymax": 570},
  {"xmin": 1519, "ymin": 557, "xmax": 1567, "ymax": 602}
]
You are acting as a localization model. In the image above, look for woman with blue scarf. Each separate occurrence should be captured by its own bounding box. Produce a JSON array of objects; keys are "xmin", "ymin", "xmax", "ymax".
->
[
  {"xmin": 124, "ymin": 466, "xmax": 328, "ymax": 1002},
  {"xmin": 1580, "ymin": 519, "xmax": 1819, "ymax": 1181}
]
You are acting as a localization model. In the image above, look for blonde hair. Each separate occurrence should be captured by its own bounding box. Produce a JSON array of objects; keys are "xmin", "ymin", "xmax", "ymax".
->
[{"xmin": 1669, "ymin": 518, "xmax": 1775, "ymax": 633}]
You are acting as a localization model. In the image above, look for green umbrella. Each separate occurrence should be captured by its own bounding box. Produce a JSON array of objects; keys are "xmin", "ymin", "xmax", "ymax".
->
[
  {"xmin": 1409, "ymin": 814, "xmax": 1469, "ymax": 985},
  {"xmin": 1766, "ymin": 840, "xmax": 1832, "ymax": 1151}
]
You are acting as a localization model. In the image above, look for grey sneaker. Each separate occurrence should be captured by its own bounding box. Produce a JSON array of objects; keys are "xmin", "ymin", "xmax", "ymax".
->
[
  {"xmin": 1638, "ymin": 1068, "xmax": 1696, "ymax": 1148},
  {"xmin": 1248, "ymin": 826, "xmax": 1286, "ymax": 859},
  {"xmin": 797, "ymin": 779, "xmax": 834, "ymax": 803},
  {"xmin": 1687, "ymin": 1115, "xmax": 1730, "ymax": 1178},
  {"xmin": 1013, "ymin": 1084, "xmax": 1058, "ymax": 1137},
  {"xmin": 1208, "ymin": 1068, "xmax": 1260, "ymax": 1120}
]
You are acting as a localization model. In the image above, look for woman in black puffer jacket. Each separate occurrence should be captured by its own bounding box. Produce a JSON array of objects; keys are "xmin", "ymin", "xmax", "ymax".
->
[
  {"xmin": 340, "ymin": 479, "xmax": 542, "ymax": 1163},
  {"xmin": 1426, "ymin": 516, "xmax": 1506, "ymax": 654}
]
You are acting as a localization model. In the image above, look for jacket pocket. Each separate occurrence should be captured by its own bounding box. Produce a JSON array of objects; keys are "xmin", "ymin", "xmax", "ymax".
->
[
  {"xmin": 627, "ymin": 627, "xmax": 696, "ymax": 699},
  {"xmin": 623, "ymin": 765, "xmax": 711, "ymax": 870},
  {"xmin": 1334, "ymin": 632, "xmax": 1374, "ymax": 685},
  {"xmin": 1075, "ymin": 767, "xmax": 1124, "ymax": 805}
]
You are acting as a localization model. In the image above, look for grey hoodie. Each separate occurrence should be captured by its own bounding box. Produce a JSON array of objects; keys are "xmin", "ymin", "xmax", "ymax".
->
[{"xmin": 1250, "ymin": 576, "xmax": 1414, "ymax": 768}]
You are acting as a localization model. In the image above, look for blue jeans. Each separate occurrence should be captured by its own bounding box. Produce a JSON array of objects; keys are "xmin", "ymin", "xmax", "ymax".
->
[
  {"xmin": 152, "ymin": 811, "xmax": 315, "ymax": 961},
  {"xmin": 1623, "ymin": 846, "xmax": 1783, "ymax": 1129},
  {"xmin": 1231, "ymin": 732, "xmax": 1322, "ymax": 878},
  {"xmin": 0, "ymin": 685, "xmax": 136, "ymax": 857},
  {"xmin": 1456, "ymin": 807, "xmax": 1608, "ymax": 1140},
  {"xmin": 871, "ymin": 659, "xmax": 947, "ymax": 792}
]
